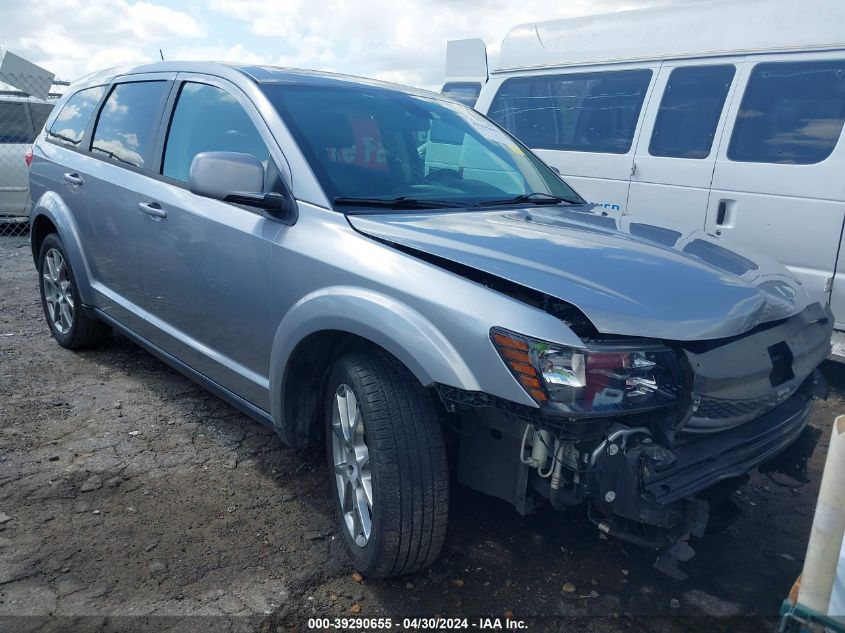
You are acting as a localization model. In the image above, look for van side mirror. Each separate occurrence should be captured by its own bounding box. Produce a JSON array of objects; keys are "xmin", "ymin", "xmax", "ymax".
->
[{"xmin": 188, "ymin": 151, "xmax": 296, "ymax": 221}]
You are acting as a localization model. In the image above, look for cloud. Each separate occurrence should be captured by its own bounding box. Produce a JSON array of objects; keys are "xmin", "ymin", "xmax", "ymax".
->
[
  {"xmin": 1, "ymin": 0, "xmax": 696, "ymax": 88},
  {"xmin": 204, "ymin": 0, "xmax": 695, "ymax": 89},
  {"xmin": 1, "ymin": 0, "xmax": 203, "ymax": 80}
]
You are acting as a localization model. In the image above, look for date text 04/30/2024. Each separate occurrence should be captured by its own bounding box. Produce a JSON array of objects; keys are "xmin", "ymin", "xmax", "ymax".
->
[{"xmin": 306, "ymin": 617, "xmax": 528, "ymax": 630}]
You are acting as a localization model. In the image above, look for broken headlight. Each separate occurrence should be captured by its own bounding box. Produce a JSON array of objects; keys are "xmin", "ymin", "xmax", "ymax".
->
[{"xmin": 491, "ymin": 328, "xmax": 683, "ymax": 414}]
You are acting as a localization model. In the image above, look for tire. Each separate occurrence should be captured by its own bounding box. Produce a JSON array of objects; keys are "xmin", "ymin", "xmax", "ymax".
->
[
  {"xmin": 38, "ymin": 233, "xmax": 110, "ymax": 349},
  {"xmin": 324, "ymin": 349, "xmax": 449, "ymax": 578}
]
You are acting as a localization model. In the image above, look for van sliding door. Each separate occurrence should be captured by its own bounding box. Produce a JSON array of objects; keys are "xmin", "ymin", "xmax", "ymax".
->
[{"xmin": 625, "ymin": 60, "xmax": 740, "ymax": 233}]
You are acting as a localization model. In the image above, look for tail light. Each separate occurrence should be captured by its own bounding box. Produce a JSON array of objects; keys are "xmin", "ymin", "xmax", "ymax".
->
[{"xmin": 24, "ymin": 147, "xmax": 33, "ymax": 168}]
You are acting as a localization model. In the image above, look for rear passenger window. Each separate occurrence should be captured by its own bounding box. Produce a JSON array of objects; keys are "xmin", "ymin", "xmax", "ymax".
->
[
  {"xmin": 0, "ymin": 102, "xmax": 34, "ymax": 143},
  {"xmin": 728, "ymin": 60, "xmax": 845, "ymax": 165},
  {"xmin": 91, "ymin": 81, "xmax": 170, "ymax": 169},
  {"xmin": 162, "ymin": 82, "xmax": 269, "ymax": 183},
  {"xmin": 649, "ymin": 65, "xmax": 735, "ymax": 159},
  {"xmin": 47, "ymin": 86, "xmax": 104, "ymax": 147},
  {"xmin": 487, "ymin": 69, "xmax": 652, "ymax": 154}
]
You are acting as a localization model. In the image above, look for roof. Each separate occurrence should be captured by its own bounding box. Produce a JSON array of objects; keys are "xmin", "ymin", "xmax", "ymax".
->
[
  {"xmin": 68, "ymin": 61, "xmax": 442, "ymax": 101},
  {"xmin": 496, "ymin": 0, "xmax": 845, "ymax": 72}
]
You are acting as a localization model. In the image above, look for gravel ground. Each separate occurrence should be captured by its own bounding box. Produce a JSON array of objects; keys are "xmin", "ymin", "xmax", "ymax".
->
[{"xmin": 1, "ymin": 234, "xmax": 842, "ymax": 633}]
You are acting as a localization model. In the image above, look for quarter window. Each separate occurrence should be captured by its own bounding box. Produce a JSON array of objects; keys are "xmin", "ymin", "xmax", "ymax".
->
[
  {"xmin": 649, "ymin": 65, "xmax": 735, "ymax": 159},
  {"xmin": 487, "ymin": 69, "xmax": 653, "ymax": 154},
  {"xmin": 162, "ymin": 82, "xmax": 269, "ymax": 183},
  {"xmin": 728, "ymin": 60, "xmax": 845, "ymax": 165},
  {"xmin": 29, "ymin": 103, "xmax": 55, "ymax": 135},
  {"xmin": 91, "ymin": 81, "xmax": 170, "ymax": 169},
  {"xmin": 47, "ymin": 86, "xmax": 104, "ymax": 147}
]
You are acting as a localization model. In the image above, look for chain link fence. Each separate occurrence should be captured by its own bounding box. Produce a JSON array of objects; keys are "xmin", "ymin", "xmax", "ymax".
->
[{"xmin": 1, "ymin": 66, "xmax": 67, "ymax": 237}]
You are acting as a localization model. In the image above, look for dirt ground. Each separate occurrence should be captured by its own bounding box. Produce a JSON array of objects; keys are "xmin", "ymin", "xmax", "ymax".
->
[{"xmin": 1, "ymin": 233, "xmax": 842, "ymax": 633}]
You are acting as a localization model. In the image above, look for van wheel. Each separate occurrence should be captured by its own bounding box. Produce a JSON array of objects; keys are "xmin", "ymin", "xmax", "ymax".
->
[
  {"xmin": 38, "ymin": 233, "xmax": 110, "ymax": 349},
  {"xmin": 324, "ymin": 349, "xmax": 449, "ymax": 578}
]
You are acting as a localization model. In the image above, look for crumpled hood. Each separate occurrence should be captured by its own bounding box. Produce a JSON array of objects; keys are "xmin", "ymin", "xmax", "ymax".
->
[{"xmin": 348, "ymin": 206, "xmax": 812, "ymax": 341}]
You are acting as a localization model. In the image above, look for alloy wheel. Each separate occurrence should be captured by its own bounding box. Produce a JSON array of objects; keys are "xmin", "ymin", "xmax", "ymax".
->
[
  {"xmin": 42, "ymin": 248, "xmax": 74, "ymax": 335},
  {"xmin": 331, "ymin": 383, "xmax": 373, "ymax": 547}
]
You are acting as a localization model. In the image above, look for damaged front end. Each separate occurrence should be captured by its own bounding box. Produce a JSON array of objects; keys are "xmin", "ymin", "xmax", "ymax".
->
[{"xmin": 441, "ymin": 302, "xmax": 832, "ymax": 558}]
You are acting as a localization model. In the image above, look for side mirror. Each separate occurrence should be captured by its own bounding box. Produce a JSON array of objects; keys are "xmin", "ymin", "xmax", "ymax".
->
[
  {"xmin": 188, "ymin": 151, "xmax": 296, "ymax": 221},
  {"xmin": 189, "ymin": 151, "xmax": 264, "ymax": 200}
]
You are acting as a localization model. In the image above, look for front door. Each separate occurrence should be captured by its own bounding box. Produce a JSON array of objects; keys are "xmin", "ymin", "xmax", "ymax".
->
[
  {"xmin": 75, "ymin": 77, "xmax": 173, "ymax": 333},
  {"xmin": 625, "ymin": 61, "xmax": 739, "ymax": 233},
  {"xmin": 133, "ymin": 76, "xmax": 285, "ymax": 409}
]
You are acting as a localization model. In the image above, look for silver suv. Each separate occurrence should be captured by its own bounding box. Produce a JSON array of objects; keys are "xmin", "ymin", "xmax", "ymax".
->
[{"xmin": 29, "ymin": 62, "xmax": 832, "ymax": 577}]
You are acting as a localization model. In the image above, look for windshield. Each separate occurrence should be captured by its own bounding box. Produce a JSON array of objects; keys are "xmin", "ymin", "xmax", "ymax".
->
[{"xmin": 261, "ymin": 83, "xmax": 581, "ymax": 209}]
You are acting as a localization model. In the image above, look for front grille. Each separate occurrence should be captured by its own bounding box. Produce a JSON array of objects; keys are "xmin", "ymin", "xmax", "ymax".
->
[
  {"xmin": 696, "ymin": 394, "xmax": 783, "ymax": 419},
  {"xmin": 684, "ymin": 384, "xmax": 799, "ymax": 433}
]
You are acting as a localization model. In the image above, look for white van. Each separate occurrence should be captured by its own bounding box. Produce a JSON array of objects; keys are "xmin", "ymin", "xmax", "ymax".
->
[
  {"xmin": 0, "ymin": 93, "xmax": 54, "ymax": 218},
  {"xmin": 443, "ymin": 0, "xmax": 845, "ymax": 355},
  {"xmin": 0, "ymin": 50, "xmax": 58, "ymax": 219}
]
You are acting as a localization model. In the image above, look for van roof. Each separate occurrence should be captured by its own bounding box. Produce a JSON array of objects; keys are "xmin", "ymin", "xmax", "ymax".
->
[{"xmin": 496, "ymin": 0, "xmax": 845, "ymax": 73}]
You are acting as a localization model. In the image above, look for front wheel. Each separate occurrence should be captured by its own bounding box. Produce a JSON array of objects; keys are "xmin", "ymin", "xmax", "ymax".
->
[{"xmin": 325, "ymin": 349, "xmax": 449, "ymax": 578}]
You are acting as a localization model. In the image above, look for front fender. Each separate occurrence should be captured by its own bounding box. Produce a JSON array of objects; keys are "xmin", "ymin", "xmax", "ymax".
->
[
  {"xmin": 269, "ymin": 285, "xmax": 480, "ymax": 427},
  {"xmin": 30, "ymin": 191, "xmax": 96, "ymax": 306}
]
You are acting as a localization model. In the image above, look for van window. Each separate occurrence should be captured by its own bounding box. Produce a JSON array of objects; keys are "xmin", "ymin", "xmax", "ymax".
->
[
  {"xmin": 487, "ymin": 69, "xmax": 652, "ymax": 154},
  {"xmin": 162, "ymin": 82, "xmax": 269, "ymax": 183},
  {"xmin": 91, "ymin": 81, "xmax": 170, "ymax": 169},
  {"xmin": 441, "ymin": 82, "xmax": 482, "ymax": 107},
  {"xmin": 47, "ymin": 86, "xmax": 104, "ymax": 147},
  {"xmin": 649, "ymin": 65, "xmax": 735, "ymax": 159},
  {"xmin": 728, "ymin": 60, "xmax": 845, "ymax": 165},
  {"xmin": 0, "ymin": 102, "xmax": 34, "ymax": 144}
]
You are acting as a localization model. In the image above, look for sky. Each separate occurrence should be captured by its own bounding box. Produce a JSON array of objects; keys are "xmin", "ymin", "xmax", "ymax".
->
[{"xmin": 1, "ymin": 0, "xmax": 694, "ymax": 90}]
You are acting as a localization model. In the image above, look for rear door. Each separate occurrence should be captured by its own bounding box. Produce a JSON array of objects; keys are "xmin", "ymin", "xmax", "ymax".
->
[
  {"xmin": 707, "ymin": 53, "xmax": 845, "ymax": 310},
  {"xmin": 76, "ymin": 75, "xmax": 174, "ymax": 333},
  {"xmin": 484, "ymin": 63, "xmax": 658, "ymax": 220},
  {"xmin": 625, "ymin": 61, "xmax": 739, "ymax": 232}
]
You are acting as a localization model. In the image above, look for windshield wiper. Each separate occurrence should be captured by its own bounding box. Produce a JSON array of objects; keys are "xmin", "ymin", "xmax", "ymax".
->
[
  {"xmin": 334, "ymin": 196, "xmax": 462, "ymax": 210},
  {"xmin": 473, "ymin": 192, "xmax": 580, "ymax": 207}
]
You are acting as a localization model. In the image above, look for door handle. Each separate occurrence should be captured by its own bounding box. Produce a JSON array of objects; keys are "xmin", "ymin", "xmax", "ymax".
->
[
  {"xmin": 138, "ymin": 201, "xmax": 167, "ymax": 219},
  {"xmin": 716, "ymin": 201, "xmax": 728, "ymax": 225},
  {"xmin": 63, "ymin": 173, "xmax": 83, "ymax": 186},
  {"xmin": 714, "ymin": 199, "xmax": 735, "ymax": 235}
]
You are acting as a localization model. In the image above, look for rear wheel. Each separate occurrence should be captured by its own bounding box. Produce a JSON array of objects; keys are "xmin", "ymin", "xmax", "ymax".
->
[
  {"xmin": 325, "ymin": 349, "xmax": 449, "ymax": 578},
  {"xmin": 38, "ymin": 233, "xmax": 110, "ymax": 349}
]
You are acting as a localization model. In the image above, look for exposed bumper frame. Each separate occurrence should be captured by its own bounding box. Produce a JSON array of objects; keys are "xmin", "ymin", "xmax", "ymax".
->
[{"xmin": 585, "ymin": 371, "xmax": 825, "ymax": 546}]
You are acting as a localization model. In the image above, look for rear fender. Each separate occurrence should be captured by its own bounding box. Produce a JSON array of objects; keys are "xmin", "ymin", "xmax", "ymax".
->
[{"xmin": 30, "ymin": 191, "xmax": 96, "ymax": 306}]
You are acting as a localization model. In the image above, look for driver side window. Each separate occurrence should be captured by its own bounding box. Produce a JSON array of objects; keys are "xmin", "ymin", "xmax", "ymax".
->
[{"xmin": 162, "ymin": 82, "xmax": 270, "ymax": 183}]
